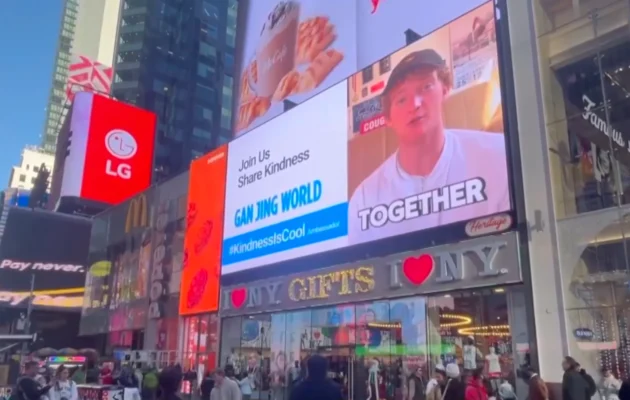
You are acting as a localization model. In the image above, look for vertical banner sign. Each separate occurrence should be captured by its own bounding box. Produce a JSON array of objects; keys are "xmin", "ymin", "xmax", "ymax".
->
[
  {"xmin": 149, "ymin": 202, "xmax": 171, "ymax": 319},
  {"xmin": 179, "ymin": 146, "xmax": 229, "ymax": 315}
]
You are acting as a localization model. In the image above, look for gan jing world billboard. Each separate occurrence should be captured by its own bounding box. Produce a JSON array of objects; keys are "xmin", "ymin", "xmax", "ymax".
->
[
  {"xmin": 235, "ymin": 0, "xmax": 491, "ymax": 136},
  {"xmin": 220, "ymin": 2, "xmax": 511, "ymax": 275}
]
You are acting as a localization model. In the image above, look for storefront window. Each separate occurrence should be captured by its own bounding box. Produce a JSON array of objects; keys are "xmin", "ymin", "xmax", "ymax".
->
[
  {"xmin": 535, "ymin": 0, "xmax": 630, "ymax": 379},
  {"xmin": 220, "ymin": 290, "xmax": 523, "ymax": 400}
]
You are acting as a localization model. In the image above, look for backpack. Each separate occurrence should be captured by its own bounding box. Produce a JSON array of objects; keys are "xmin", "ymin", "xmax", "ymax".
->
[
  {"xmin": 143, "ymin": 372, "xmax": 158, "ymax": 391},
  {"xmin": 582, "ymin": 371, "xmax": 597, "ymax": 397}
]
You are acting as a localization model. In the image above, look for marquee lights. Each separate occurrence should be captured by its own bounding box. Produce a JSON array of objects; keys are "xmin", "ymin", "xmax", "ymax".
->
[
  {"xmin": 440, "ymin": 314, "xmax": 472, "ymax": 328},
  {"xmin": 458, "ymin": 324, "xmax": 511, "ymax": 337},
  {"xmin": 288, "ymin": 266, "xmax": 375, "ymax": 302},
  {"xmin": 368, "ymin": 322, "xmax": 402, "ymax": 329}
]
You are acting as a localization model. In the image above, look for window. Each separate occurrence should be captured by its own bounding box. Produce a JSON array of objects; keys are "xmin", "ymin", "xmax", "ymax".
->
[
  {"xmin": 25, "ymin": 164, "xmax": 30, "ymax": 171},
  {"xmin": 224, "ymin": 53, "xmax": 234, "ymax": 70},
  {"xmin": 192, "ymin": 127, "xmax": 212, "ymax": 139},
  {"xmin": 19, "ymin": 174, "xmax": 26, "ymax": 182},
  {"xmin": 197, "ymin": 62, "xmax": 215, "ymax": 79},
  {"xmin": 195, "ymin": 84, "xmax": 216, "ymax": 103},
  {"xmin": 31, "ymin": 177, "xmax": 36, "ymax": 184},
  {"xmin": 220, "ymin": 107, "xmax": 232, "ymax": 130},
  {"xmin": 200, "ymin": 43, "xmax": 217, "ymax": 58},
  {"xmin": 194, "ymin": 106, "xmax": 213, "ymax": 124},
  {"xmin": 33, "ymin": 165, "xmax": 39, "ymax": 172}
]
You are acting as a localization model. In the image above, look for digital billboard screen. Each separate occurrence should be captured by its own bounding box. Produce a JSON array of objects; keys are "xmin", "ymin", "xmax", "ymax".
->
[
  {"xmin": 221, "ymin": 2, "xmax": 510, "ymax": 275},
  {"xmin": 0, "ymin": 207, "xmax": 90, "ymax": 309},
  {"xmin": 60, "ymin": 92, "xmax": 156, "ymax": 205},
  {"xmin": 234, "ymin": 0, "xmax": 489, "ymax": 136}
]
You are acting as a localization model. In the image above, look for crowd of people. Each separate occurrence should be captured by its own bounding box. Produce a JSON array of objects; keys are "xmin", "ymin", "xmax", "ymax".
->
[{"xmin": 8, "ymin": 355, "xmax": 630, "ymax": 400}]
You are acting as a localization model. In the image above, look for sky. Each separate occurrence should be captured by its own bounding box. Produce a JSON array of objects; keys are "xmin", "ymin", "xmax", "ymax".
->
[{"xmin": 0, "ymin": 0, "xmax": 63, "ymax": 186}]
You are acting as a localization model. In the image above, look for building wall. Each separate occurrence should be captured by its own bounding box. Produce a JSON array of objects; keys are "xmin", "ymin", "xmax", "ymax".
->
[
  {"xmin": 516, "ymin": 0, "xmax": 630, "ymax": 385},
  {"xmin": 8, "ymin": 148, "xmax": 55, "ymax": 191},
  {"xmin": 41, "ymin": 0, "xmax": 121, "ymax": 153}
]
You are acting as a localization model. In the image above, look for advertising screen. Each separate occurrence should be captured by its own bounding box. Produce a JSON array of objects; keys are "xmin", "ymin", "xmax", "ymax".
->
[
  {"xmin": 0, "ymin": 207, "xmax": 90, "ymax": 309},
  {"xmin": 222, "ymin": 2, "xmax": 510, "ymax": 274},
  {"xmin": 234, "ymin": 0, "xmax": 488, "ymax": 136},
  {"xmin": 60, "ymin": 92, "xmax": 156, "ymax": 205},
  {"xmin": 180, "ymin": 146, "xmax": 228, "ymax": 315}
]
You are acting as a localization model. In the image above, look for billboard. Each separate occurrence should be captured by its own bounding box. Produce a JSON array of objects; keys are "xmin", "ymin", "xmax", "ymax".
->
[
  {"xmin": 234, "ymin": 0, "xmax": 488, "ymax": 136},
  {"xmin": 0, "ymin": 207, "xmax": 90, "ymax": 309},
  {"xmin": 179, "ymin": 146, "xmax": 228, "ymax": 315},
  {"xmin": 222, "ymin": 2, "xmax": 510, "ymax": 274},
  {"xmin": 66, "ymin": 54, "xmax": 113, "ymax": 102},
  {"xmin": 60, "ymin": 92, "xmax": 156, "ymax": 205}
]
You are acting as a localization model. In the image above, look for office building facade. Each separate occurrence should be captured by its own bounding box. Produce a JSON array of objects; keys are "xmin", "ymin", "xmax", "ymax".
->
[
  {"xmin": 112, "ymin": 0, "xmax": 238, "ymax": 182},
  {"xmin": 41, "ymin": 0, "xmax": 120, "ymax": 153}
]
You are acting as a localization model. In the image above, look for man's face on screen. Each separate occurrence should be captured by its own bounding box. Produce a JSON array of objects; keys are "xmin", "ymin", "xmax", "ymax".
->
[{"xmin": 386, "ymin": 69, "xmax": 448, "ymax": 144}]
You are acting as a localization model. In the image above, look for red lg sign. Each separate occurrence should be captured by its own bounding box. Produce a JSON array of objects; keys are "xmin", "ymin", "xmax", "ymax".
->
[
  {"xmin": 80, "ymin": 94, "xmax": 155, "ymax": 204},
  {"xmin": 104, "ymin": 129, "xmax": 137, "ymax": 179}
]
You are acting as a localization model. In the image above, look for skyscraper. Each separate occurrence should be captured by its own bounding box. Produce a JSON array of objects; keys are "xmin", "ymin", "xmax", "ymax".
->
[
  {"xmin": 41, "ymin": 0, "xmax": 121, "ymax": 153},
  {"xmin": 112, "ymin": 0, "xmax": 238, "ymax": 182}
]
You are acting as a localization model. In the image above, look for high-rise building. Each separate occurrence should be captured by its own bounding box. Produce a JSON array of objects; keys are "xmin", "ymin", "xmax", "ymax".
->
[
  {"xmin": 112, "ymin": 0, "xmax": 238, "ymax": 182},
  {"xmin": 7, "ymin": 146, "xmax": 55, "ymax": 191},
  {"xmin": 41, "ymin": 0, "xmax": 121, "ymax": 153}
]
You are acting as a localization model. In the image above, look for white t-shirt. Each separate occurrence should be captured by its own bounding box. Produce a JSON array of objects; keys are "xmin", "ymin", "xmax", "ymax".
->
[
  {"xmin": 348, "ymin": 129, "xmax": 510, "ymax": 245},
  {"xmin": 486, "ymin": 353, "xmax": 501, "ymax": 374}
]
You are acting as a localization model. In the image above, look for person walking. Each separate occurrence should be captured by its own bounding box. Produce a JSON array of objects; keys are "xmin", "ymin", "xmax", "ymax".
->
[
  {"xmin": 200, "ymin": 372, "xmax": 214, "ymax": 400},
  {"xmin": 157, "ymin": 367, "xmax": 183, "ymax": 400},
  {"xmin": 562, "ymin": 357, "xmax": 591, "ymax": 400},
  {"xmin": 600, "ymin": 368, "xmax": 622, "ymax": 400},
  {"xmin": 210, "ymin": 369, "xmax": 241, "ymax": 400},
  {"xmin": 618, "ymin": 378, "xmax": 630, "ymax": 400},
  {"xmin": 441, "ymin": 364, "xmax": 465, "ymax": 400},
  {"xmin": 238, "ymin": 372, "xmax": 253, "ymax": 400},
  {"xmin": 465, "ymin": 368, "xmax": 488, "ymax": 400},
  {"xmin": 425, "ymin": 365, "xmax": 446, "ymax": 400},
  {"xmin": 520, "ymin": 366, "xmax": 548, "ymax": 400},
  {"xmin": 289, "ymin": 355, "xmax": 342, "ymax": 400},
  {"xmin": 14, "ymin": 362, "xmax": 53, "ymax": 400},
  {"xmin": 47, "ymin": 365, "xmax": 78, "ymax": 400}
]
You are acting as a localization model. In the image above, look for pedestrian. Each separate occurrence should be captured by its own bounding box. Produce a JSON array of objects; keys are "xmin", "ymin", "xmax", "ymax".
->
[
  {"xmin": 157, "ymin": 367, "xmax": 182, "ymax": 400},
  {"xmin": 520, "ymin": 366, "xmax": 548, "ymax": 400},
  {"xmin": 408, "ymin": 366, "xmax": 426, "ymax": 400},
  {"xmin": 200, "ymin": 372, "xmax": 214, "ymax": 400},
  {"xmin": 48, "ymin": 365, "xmax": 78, "ymax": 400},
  {"xmin": 576, "ymin": 363, "xmax": 597, "ymax": 399},
  {"xmin": 441, "ymin": 364, "xmax": 465, "ymax": 400},
  {"xmin": 425, "ymin": 364, "xmax": 446, "ymax": 400},
  {"xmin": 562, "ymin": 357, "xmax": 590, "ymax": 400},
  {"xmin": 619, "ymin": 378, "xmax": 630, "ymax": 400},
  {"xmin": 289, "ymin": 355, "xmax": 342, "ymax": 400},
  {"xmin": 238, "ymin": 372, "xmax": 252, "ymax": 400},
  {"xmin": 600, "ymin": 368, "xmax": 622, "ymax": 400},
  {"xmin": 465, "ymin": 367, "xmax": 488, "ymax": 400},
  {"xmin": 13, "ymin": 361, "xmax": 53, "ymax": 400},
  {"xmin": 210, "ymin": 369, "xmax": 241, "ymax": 400}
]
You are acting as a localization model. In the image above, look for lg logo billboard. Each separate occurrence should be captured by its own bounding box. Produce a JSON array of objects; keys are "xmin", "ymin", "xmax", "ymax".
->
[{"xmin": 105, "ymin": 129, "xmax": 137, "ymax": 180}]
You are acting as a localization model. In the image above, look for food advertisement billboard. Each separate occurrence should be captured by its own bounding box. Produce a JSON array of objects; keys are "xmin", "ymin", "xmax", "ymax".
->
[
  {"xmin": 222, "ymin": 2, "xmax": 510, "ymax": 275},
  {"xmin": 180, "ymin": 146, "xmax": 228, "ymax": 315},
  {"xmin": 234, "ymin": 0, "xmax": 488, "ymax": 136}
]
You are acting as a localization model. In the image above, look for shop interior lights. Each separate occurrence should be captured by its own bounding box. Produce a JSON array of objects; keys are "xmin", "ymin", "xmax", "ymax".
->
[
  {"xmin": 458, "ymin": 324, "xmax": 511, "ymax": 337},
  {"xmin": 368, "ymin": 322, "xmax": 402, "ymax": 329},
  {"xmin": 440, "ymin": 314, "xmax": 472, "ymax": 328}
]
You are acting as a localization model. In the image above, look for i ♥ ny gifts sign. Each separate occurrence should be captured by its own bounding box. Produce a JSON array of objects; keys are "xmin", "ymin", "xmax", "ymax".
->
[{"xmin": 220, "ymin": 232, "xmax": 521, "ymax": 316}]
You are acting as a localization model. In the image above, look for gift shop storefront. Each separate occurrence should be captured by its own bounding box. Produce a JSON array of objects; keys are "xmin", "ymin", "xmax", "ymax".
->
[{"xmin": 218, "ymin": 233, "xmax": 532, "ymax": 400}]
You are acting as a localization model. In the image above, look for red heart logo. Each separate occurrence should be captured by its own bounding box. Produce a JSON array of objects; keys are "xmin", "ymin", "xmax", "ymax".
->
[
  {"xmin": 231, "ymin": 288, "xmax": 247, "ymax": 308},
  {"xmin": 402, "ymin": 254, "xmax": 434, "ymax": 285},
  {"xmin": 313, "ymin": 331, "xmax": 321, "ymax": 339}
]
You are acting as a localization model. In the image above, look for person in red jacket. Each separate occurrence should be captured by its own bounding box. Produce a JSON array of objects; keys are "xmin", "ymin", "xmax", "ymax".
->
[
  {"xmin": 100, "ymin": 367, "xmax": 114, "ymax": 385},
  {"xmin": 465, "ymin": 368, "xmax": 488, "ymax": 400}
]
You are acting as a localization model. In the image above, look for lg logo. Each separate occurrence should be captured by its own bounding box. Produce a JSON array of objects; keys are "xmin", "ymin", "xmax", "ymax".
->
[{"xmin": 105, "ymin": 129, "xmax": 137, "ymax": 180}]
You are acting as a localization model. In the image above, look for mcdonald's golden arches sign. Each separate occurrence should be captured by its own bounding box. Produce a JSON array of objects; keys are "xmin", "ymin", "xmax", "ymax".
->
[{"xmin": 125, "ymin": 194, "xmax": 149, "ymax": 233}]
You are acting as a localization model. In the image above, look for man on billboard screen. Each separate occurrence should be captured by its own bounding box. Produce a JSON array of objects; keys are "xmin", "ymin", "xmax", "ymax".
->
[{"xmin": 347, "ymin": 8, "xmax": 510, "ymax": 245}]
